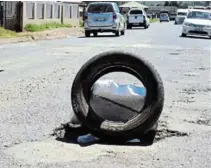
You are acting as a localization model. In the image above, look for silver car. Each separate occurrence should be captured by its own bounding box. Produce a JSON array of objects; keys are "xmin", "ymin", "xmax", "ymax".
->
[{"xmin": 84, "ymin": 2, "xmax": 126, "ymax": 37}]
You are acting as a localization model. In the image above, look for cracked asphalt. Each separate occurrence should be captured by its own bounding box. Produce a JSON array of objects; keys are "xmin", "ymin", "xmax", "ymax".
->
[{"xmin": 0, "ymin": 22, "xmax": 211, "ymax": 168}]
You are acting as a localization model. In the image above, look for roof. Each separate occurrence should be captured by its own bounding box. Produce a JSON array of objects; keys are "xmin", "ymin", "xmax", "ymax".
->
[
  {"xmin": 129, "ymin": 8, "xmax": 145, "ymax": 11},
  {"xmin": 87, "ymin": 2, "xmax": 117, "ymax": 5},
  {"xmin": 62, "ymin": 1, "xmax": 83, "ymax": 4},
  {"xmin": 120, "ymin": 2, "xmax": 149, "ymax": 9},
  {"xmin": 177, "ymin": 9, "xmax": 189, "ymax": 12},
  {"xmin": 189, "ymin": 9, "xmax": 211, "ymax": 13}
]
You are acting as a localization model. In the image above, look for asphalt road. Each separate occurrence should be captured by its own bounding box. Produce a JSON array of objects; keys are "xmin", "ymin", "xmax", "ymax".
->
[{"xmin": 0, "ymin": 22, "xmax": 211, "ymax": 168}]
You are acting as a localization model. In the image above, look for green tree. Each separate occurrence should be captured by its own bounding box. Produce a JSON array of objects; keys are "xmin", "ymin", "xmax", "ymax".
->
[
  {"xmin": 169, "ymin": 1, "xmax": 178, "ymax": 7},
  {"xmin": 164, "ymin": 1, "xmax": 170, "ymax": 6}
]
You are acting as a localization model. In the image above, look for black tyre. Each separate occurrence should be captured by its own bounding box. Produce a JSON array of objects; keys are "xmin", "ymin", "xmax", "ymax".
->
[
  {"xmin": 127, "ymin": 24, "xmax": 132, "ymax": 29},
  {"xmin": 121, "ymin": 29, "xmax": 125, "ymax": 35},
  {"xmin": 93, "ymin": 32, "xmax": 97, "ymax": 37},
  {"xmin": 144, "ymin": 24, "xmax": 149, "ymax": 29},
  {"xmin": 71, "ymin": 51, "xmax": 165, "ymax": 142},
  {"xmin": 85, "ymin": 31, "xmax": 90, "ymax": 37},
  {"xmin": 115, "ymin": 30, "xmax": 120, "ymax": 37},
  {"xmin": 181, "ymin": 33, "xmax": 186, "ymax": 37}
]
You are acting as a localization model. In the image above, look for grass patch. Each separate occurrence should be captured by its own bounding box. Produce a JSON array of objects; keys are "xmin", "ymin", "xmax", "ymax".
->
[
  {"xmin": 0, "ymin": 27, "xmax": 17, "ymax": 38},
  {"xmin": 24, "ymin": 22, "xmax": 72, "ymax": 32},
  {"xmin": 150, "ymin": 18, "xmax": 159, "ymax": 23},
  {"xmin": 79, "ymin": 19, "xmax": 84, "ymax": 27}
]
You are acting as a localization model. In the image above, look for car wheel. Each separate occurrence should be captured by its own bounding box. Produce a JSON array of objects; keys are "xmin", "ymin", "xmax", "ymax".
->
[
  {"xmin": 144, "ymin": 24, "xmax": 148, "ymax": 29},
  {"xmin": 127, "ymin": 24, "xmax": 131, "ymax": 29},
  {"xmin": 115, "ymin": 30, "xmax": 120, "ymax": 37},
  {"xmin": 181, "ymin": 33, "xmax": 187, "ymax": 37},
  {"xmin": 71, "ymin": 51, "xmax": 165, "ymax": 142},
  {"xmin": 121, "ymin": 29, "xmax": 125, "ymax": 35},
  {"xmin": 209, "ymin": 36, "xmax": 211, "ymax": 39},
  {"xmin": 174, "ymin": 21, "xmax": 177, "ymax": 25},
  {"xmin": 85, "ymin": 31, "xmax": 90, "ymax": 37},
  {"xmin": 93, "ymin": 32, "xmax": 97, "ymax": 37}
]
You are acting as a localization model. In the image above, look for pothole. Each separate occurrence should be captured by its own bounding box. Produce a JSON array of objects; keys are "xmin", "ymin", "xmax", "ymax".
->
[
  {"xmin": 52, "ymin": 120, "xmax": 189, "ymax": 145},
  {"xmin": 154, "ymin": 129, "xmax": 189, "ymax": 142},
  {"xmin": 184, "ymin": 118, "xmax": 211, "ymax": 126},
  {"xmin": 169, "ymin": 52, "xmax": 180, "ymax": 56},
  {"xmin": 182, "ymin": 87, "xmax": 211, "ymax": 94}
]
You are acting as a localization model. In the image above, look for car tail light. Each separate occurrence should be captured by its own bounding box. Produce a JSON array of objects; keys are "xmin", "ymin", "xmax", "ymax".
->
[
  {"xmin": 113, "ymin": 13, "xmax": 117, "ymax": 20},
  {"xmin": 84, "ymin": 12, "xmax": 88, "ymax": 20}
]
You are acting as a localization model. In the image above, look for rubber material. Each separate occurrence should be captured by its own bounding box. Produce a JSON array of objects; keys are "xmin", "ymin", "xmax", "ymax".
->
[{"xmin": 71, "ymin": 51, "xmax": 164, "ymax": 142}]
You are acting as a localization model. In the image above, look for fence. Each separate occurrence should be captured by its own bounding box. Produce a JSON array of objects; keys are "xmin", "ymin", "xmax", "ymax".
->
[{"xmin": 23, "ymin": 1, "xmax": 80, "ymax": 28}]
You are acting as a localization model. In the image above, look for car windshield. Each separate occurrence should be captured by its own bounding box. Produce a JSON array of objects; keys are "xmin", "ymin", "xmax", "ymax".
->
[
  {"xmin": 130, "ymin": 10, "xmax": 143, "ymax": 15},
  {"xmin": 87, "ymin": 4, "xmax": 113, "ymax": 13},
  {"xmin": 187, "ymin": 11, "xmax": 211, "ymax": 20},
  {"xmin": 161, "ymin": 13, "xmax": 168, "ymax": 17},
  {"xmin": 177, "ymin": 12, "xmax": 187, "ymax": 16}
]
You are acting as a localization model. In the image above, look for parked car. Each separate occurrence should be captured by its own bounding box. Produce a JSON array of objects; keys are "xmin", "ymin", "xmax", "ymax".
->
[
  {"xmin": 169, "ymin": 13, "xmax": 177, "ymax": 21},
  {"xmin": 83, "ymin": 2, "xmax": 125, "ymax": 37},
  {"xmin": 160, "ymin": 13, "xmax": 170, "ymax": 22},
  {"xmin": 181, "ymin": 9, "xmax": 211, "ymax": 38},
  {"xmin": 175, "ymin": 9, "xmax": 189, "ymax": 25},
  {"xmin": 126, "ymin": 8, "xmax": 150, "ymax": 29}
]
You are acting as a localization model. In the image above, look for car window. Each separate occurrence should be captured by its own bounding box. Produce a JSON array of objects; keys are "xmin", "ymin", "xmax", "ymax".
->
[
  {"xmin": 187, "ymin": 11, "xmax": 211, "ymax": 20},
  {"xmin": 87, "ymin": 4, "xmax": 114, "ymax": 13},
  {"xmin": 130, "ymin": 10, "xmax": 143, "ymax": 15},
  {"xmin": 113, "ymin": 3, "xmax": 120, "ymax": 13},
  {"xmin": 160, "ymin": 13, "xmax": 168, "ymax": 17},
  {"xmin": 177, "ymin": 12, "xmax": 187, "ymax": 16}
]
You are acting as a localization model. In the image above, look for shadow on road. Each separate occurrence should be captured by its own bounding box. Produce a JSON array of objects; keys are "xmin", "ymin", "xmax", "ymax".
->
[
  {"xmin": 53, "ymin": 123, "xmax": 156, "ymax": 148},
  {"xmin": 180, "ymin": 35, "xmax": 210, "ymax": 40},
  {"xmin": 127, "ymin": 27, "xmax": 145, "ymax": 30},
  {"xmin": 78, "ymin": 35, "xmax": 117, "ymax": 38},
  {"xmin": 55, "ymin": 136, "xmax": 154, "ymax": 148}
]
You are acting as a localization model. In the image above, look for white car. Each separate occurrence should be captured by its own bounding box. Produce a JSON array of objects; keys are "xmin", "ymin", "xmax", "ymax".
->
[
  {"xmin": 175, "ymin": 9, "xmax": 189, "ymax": 24},
  {"xmin": 84, "ymin": 2, "xmax": 125, "ymax": 37},
  {"xmin": 182, "ymin": 9, "xmax": 211, "ymax": 38},
  {"xmin": 126, "ymin": 8, "xmax": 150, "ymax": 29}
]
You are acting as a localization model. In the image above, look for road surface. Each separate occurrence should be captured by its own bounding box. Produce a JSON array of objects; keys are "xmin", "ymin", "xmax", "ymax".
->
[{"xmin": 0, "ymin": 22, "xmax": 211, "ymax": 168}]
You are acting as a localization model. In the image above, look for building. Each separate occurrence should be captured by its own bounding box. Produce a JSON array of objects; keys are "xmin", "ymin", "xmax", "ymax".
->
[{"xmin": 0, "ymin": 1, "xmax": 82, "ymax": 32}]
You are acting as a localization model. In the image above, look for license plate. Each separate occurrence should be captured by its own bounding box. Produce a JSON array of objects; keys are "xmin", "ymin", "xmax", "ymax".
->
[
  {"xmin": 96, "ymin": 18, "xmax": 106, "ymax": 21},
  {"xmin": 195, "ymin": 28, "xmax": 203, "ymax": 31},
  {"xmin": 133, "ymin": 23, "xmax": 139, "ymax": 25}
]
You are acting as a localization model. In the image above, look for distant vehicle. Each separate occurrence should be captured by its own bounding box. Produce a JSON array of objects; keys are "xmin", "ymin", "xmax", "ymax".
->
[
  {"xmin": 84, "ymin": 2, "xmax": 125, "ymax": 37},
  {"xmin": 126, "ymin": 8, "xmax": 150, "ymax": 29},
  {"xmin": 149, "ymin": 6, "xmax": 177, "ymax": 20},
  {"xmin": 160, "ymin": 13, "xmax": 170, "ymax": 22},
  {"xmin": 181, "ymin": 9, "xmax": 211, "ymax": 38},
  {"xmin": 175, "ymin": 9, "xmax": 189, "ymax": 25}
]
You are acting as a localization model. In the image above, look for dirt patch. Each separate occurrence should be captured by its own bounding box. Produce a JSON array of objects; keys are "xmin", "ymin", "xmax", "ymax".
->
[
  {"xmin": 184, "ymin": 118, "xmax": 211, "ymax": 126},
  {"xmin": 182, "ymin": 87, "xmax": 211, "ymax": 94},
  {"xmin": 0, "ymin": 27, "xmax": 83, "ymax": 45},
  {"xmin": 155, "ymin": 128, "xmax": 188, "ymax": 142}
]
